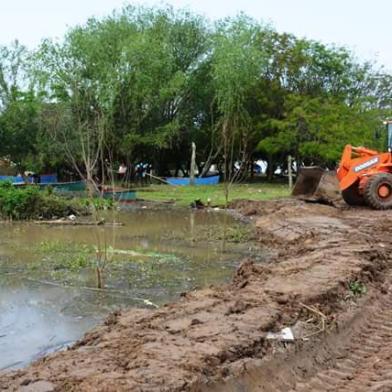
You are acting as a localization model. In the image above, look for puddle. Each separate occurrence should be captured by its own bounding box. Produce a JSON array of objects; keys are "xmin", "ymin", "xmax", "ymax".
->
[{"xmin": 0, "ymin": 207, "xmax": 263, "ymax": 369}]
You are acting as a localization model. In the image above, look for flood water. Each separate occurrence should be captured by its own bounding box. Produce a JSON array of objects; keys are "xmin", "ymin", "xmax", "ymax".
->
[{"xmin": 0, "ymin": 207, "xmax": 261, "ymax": 370}]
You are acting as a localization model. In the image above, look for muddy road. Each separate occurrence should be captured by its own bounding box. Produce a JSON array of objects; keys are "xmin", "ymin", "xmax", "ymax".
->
[{"xmin": 1, "ymin": 199, "xmax": 392, "ymax": 391}]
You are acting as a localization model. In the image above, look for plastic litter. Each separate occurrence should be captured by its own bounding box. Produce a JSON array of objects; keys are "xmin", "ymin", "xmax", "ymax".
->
[{"xmin": 266, "ymin": 327, "xmax": 295, "ymax": 342}]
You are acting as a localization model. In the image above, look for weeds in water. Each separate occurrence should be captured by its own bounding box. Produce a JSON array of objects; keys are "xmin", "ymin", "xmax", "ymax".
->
[
  {"xmin": 162, "ymin": 223, "xmax": 253, "ymax": 243},
  {"xmin": 37, "ymin": 240, "xmax": 92, "ymax": 254},
  {"xmin": 222, "ymin": 225, "xmax": 253, "ymax": 243},
  {"xmin": 32, "ymin": 240, "xmax": 93, "ymax": 271},
  {"xmin": 33, "ymin": 240, "xmax": 181, "ymax": 274},
  {"xmin": 78, "ymin": 197, "xmax": 115, "ymax": 211},
  {"xmin": 202, "ymin": 224, "xmax": 253, "ymax": 243},
  {"xmin": 348, "ymin": 280, "xmax": 367, "ymax": 296}
]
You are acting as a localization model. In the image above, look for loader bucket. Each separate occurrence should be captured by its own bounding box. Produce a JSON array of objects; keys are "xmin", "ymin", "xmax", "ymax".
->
[{"xmin": 292, "ymin": 167, "xmax": 342, "ymax": 205}]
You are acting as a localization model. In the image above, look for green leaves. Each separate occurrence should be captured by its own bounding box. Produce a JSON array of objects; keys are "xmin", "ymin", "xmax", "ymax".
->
[
  {"xmin": 258, "ymin": 92, "xmax": 385, "ymax": 166},
  {"xmin": 0, "ymin": 5, "xmax": 391, "ymax": 177},
  {"xmin": 211, "ymin": 15, "xmax": 267, "ymax": 119}
]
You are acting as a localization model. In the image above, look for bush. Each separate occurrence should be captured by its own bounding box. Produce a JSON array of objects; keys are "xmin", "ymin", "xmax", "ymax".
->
[
  {"xmin": 0, "ymin": 182, "xmax": 87, "ymax": 219},
  {"xmin": 78, "ymin": 196, "xmax": 114, "ymax": 210}
]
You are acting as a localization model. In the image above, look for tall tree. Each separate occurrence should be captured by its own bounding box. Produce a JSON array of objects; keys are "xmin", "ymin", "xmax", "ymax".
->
[{"xmin": 211, "ymin": 15, "xmax": 268, "ymax": 202}]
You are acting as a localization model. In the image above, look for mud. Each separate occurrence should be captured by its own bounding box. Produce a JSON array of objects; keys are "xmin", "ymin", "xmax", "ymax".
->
[{"xmin": 1, "ymin": 199, "xmax": 392, "ymax": 391}]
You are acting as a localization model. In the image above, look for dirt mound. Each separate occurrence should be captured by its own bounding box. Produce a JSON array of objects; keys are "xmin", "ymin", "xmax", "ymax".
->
[{"xmin": 1, "ymin": 198, "xmax": 392, "ymax": 391}]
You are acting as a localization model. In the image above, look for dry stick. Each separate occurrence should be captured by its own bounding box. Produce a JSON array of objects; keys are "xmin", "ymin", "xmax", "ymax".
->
[
  {"xmin": 299, "ymin": 302, "xmax": 327, "ymax": 319},
  {"xmin": 33, "ymin": 220, "xmax": 123, "ymax": 227},
  {"xmin": 102, "ymin": 155, "xmax": 120, "ymax": 273},
  {"xmin": 299, "ymin": 302, "xmax": 327, "ymax": 339},
  {"xmin": 146, "ymin": 172, "xmax": 174, "ymax": 185},
  {"xmin": 23, "ymin": 277, "xmax": 158, "ymax": 306}
]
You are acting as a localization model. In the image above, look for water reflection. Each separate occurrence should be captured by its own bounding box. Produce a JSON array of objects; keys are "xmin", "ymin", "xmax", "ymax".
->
[{"xmin": 0, "ymin": 280, "xmax": 97, "ymax": 369}]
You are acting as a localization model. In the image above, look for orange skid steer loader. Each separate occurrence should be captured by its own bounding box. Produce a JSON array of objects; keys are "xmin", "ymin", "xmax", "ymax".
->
[{"xmin": 293, "ymin": 121, "xmax": 392, "ymax": 209}]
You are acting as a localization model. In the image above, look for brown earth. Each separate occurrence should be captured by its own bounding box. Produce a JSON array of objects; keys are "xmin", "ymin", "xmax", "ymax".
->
[{"xmin": 1, "ymin": 198, "xmax": 392, "ymax": 392}]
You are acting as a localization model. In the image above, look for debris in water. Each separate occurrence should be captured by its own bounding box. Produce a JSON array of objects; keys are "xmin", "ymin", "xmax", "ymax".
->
[
  {"xmin": 143, "ymin": 299, "xmax": 159, "ymax": 308},
  {"xmin": 190, "ymin": 199, "xmax": 205, "ymax": 209}
]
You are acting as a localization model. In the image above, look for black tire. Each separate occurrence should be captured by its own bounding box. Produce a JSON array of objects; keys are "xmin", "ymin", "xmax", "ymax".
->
[
  {"xmin": 364, "ymin": 173, "xmax": 392, "ymax": 210},
  {"xmin": 341, "ymin": 182, "xmax": 365, "ymax": 206}
]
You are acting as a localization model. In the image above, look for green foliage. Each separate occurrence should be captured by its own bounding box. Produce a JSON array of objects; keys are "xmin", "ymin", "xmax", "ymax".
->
[
  {"xmin": 34, "ymin": 6, "xmax": 209, "ymax": 174},
  {"xmin": 78, "ymin": 196, "xmax": 115, "ymax": 211},
  {"xmin": 0, "ymin": 182, "xmax": 86, "ymax": 219},
  {"xmin": 0, "ymin": 5, "xmax": 391, "ymax": 179},
  {"xmin": 348, "ymin": 280, "xmax": 367, "ymax": 296},
  {"xmin": 211, "ymin": 15, "xmax": 266, "ymax": 119},
  {"xmin": 33, "ymin": 240, "xmax": 93, "ymax": 271}
]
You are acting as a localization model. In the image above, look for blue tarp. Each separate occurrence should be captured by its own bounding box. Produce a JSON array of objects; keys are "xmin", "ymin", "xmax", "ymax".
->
[
  {"xmin": 39, "ymin": 174, "xmax": 58, "ymax": 184},
  {"xmin": 0, "ymin": 173, "xmax": 58, "ymax": 184},
  {"xmin": 0, "ymin": 175, "xmax": 24, "ymax": 183},
  {"xmin": 166, "ymin": 175, "xmax": 220, "ymax": 186}
]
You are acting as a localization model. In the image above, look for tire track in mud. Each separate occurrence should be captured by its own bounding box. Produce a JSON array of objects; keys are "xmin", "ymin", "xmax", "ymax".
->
[{"xmin": 292, "ymin": 288, "xmax": 392, "ymax": 392}]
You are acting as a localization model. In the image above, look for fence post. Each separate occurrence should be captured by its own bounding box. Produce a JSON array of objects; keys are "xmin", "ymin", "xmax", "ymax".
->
[
  {"xmin": 190, "ymin": 142, "xmax": 196, "ymax": 186},
  {"xmin": 288, "ymin": 155, "xmax": 293, "ymax": 189}
]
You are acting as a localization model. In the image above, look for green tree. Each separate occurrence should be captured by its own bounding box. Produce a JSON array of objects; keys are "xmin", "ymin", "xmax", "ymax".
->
[
  {"xmin": 0, "ymin": 41, "xmax": 45, "ymax": 171},
  {"xmin": 211, "ymin": 15, "xmax": 268, "ymax": 203}
]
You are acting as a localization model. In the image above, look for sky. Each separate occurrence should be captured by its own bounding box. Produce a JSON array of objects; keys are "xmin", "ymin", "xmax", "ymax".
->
[{"xmin": 1, "ymin": 0, "xmax": 391, "ymax": 70}]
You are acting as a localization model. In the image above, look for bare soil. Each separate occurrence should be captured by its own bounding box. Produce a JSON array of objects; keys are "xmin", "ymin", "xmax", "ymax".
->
[{"xmin": 1, "ymin": 198, "xmax": 392, "ymax": 392}]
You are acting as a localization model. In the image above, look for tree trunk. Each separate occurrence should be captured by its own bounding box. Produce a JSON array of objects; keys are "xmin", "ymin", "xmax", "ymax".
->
[
  {"xmin": 267, "ymin": 157, "xmax": 274, "ymax": 181},
  {"xmin": 250, "ymin": 160, "xmax": 254, "ymax": 179},
  {"xmin": 96, "ymin": 267, "xmax": 103, "ymax": 289},
  {"xmin": 200, "ymin": 144, "xmax": 222, "ymax": 178}
]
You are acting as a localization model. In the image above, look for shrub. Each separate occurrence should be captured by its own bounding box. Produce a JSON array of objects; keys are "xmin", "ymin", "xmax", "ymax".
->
[{"xmin": 0, "ymin": 182, "xmax": 87, "ymax": 219}]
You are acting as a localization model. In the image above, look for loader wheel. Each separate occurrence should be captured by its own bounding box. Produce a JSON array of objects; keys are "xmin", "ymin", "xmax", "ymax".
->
[
  {"xmin": 341, "ymin": 182, "xmax": 365, "ymax": 206},
  {"xmin": 364, "ymin": 173, "xmax": 392, "ymax": 210}
]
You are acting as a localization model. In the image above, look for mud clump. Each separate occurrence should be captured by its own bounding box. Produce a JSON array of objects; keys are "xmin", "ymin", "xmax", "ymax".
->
[{"xmin": 1, "ymin": 198, "xmax": 392, "ymax": 391}]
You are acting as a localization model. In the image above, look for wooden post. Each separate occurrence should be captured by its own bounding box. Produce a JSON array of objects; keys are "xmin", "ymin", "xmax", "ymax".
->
[
  {"xmin": 288, "ymin": 155, "xmax": 293, "ymax": 189},
  {"xmin": 190, "ymin": 142, "xmax": 196, "ymax": 186}
]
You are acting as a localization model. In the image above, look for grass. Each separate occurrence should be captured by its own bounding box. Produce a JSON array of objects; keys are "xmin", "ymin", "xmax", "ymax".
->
[
  {"xmin": 348, "ymin": 280, "xmax": 367, "ymax": 296},
  {"xmin": 137, "ymin": 182, "xmax": 290, "ymax": 207}
]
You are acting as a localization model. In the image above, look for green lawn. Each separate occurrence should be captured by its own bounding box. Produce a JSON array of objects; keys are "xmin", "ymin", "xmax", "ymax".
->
[{"xmin": 136, "ymin": 182, "xmax": 290, "ymax": 207}]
